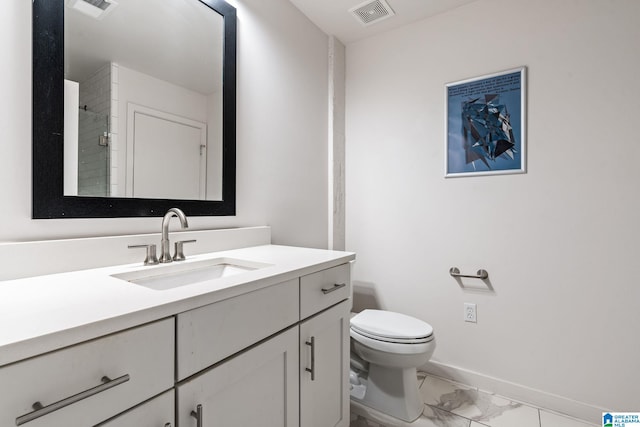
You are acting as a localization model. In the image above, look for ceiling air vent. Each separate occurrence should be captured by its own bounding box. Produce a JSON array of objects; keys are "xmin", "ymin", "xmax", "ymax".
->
[
  {"xmin": 66, "ymin": 0, "xmax": 118, "ymax": 20},
  {"xmin": 349, "ymin": 0, "xmax": 395, "ymax": 26}
]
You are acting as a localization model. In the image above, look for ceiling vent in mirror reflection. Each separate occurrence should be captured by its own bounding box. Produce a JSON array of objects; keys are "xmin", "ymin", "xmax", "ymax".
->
[
  {"xmin": 67, "ymin": 0, "xmax": 118, "ymax": 20},
  {"xmin": 349, "ymin": 0, "xmax": 395, "ymax": 26}
]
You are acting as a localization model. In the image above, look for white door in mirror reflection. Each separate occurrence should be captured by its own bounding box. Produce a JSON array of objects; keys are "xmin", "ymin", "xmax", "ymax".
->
[{"xmin": 126, "ymin": 105, "xmax": 206, "ymax": 200}]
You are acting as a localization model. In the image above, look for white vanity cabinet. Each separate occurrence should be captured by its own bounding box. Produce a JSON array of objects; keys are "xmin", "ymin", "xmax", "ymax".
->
[
  {"xmin": 300, "ymin": 301, "xmax": 351, "ymax": 427},
  {"xmin": 0, "ymin": 246, "xmax": 354, "ymax": 427},
  {"xmin": 97, "ymin": 390, "xmax": 174, "ymax": 427},
  {"xmin": 299, "ymin": 265, "xmax": 351, "ymax": 427},
  {"xmin": 175, "ymin": 263, "xmax": 351, "ymax": 427},
  {"xmin": 0, "ymin": 318, "xmax": 174, "ymax": 427},
  {"xmin": 176, "ymin": 279, "xmax": 300, "ymax": 381},
  {"xmin": 300, "ymin": 263, "xmax": 351, "ymax": 319},
  {"xmin": 177, "ymin": 327, "xmax": 299, "ymax": 427}
]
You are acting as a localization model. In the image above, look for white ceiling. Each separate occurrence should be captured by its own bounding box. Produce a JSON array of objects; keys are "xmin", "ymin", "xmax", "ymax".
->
[
  {"xmin": 66, "ymin": 0, "xmax": 478, "ymax": 93},
  {"xmin": 289, "ymin": 0, "xmax": 479, "ymax": 44},
  {"xmin": 66, "ymin": 0, "xmax": 224, "ymax": 95}
]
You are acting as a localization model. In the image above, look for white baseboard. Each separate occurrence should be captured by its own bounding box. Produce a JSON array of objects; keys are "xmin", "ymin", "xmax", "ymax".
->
[{"xmin": 422, "ymin": 360, "xmax": 604, "ymax": 425}]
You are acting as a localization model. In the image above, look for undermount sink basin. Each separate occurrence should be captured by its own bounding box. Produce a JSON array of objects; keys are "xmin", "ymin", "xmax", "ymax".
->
[{"xmin": 112, "ymin": 257, "xmax": 272, "ymax": 291}]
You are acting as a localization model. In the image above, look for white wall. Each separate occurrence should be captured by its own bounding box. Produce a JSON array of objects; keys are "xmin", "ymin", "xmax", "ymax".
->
[
  {"xmin": 227, "ymin": 0, "xmax": 330, "ymax": 248},
  {"xmin": 117, "ymin": 64, "xmax": 208, "ymax": 197},
  {"xmin": 346, "ymin": 0, "xmax": 640, "ymax": 420},
  {"xmin": 0, "ymin": 0, "xmax": 328, "ymax": 249}
]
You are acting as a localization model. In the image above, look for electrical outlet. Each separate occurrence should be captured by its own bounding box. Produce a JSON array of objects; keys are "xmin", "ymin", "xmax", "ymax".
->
[{"xmin": 464, "ymin": 303, "xmax": 477, "ymax": 323}]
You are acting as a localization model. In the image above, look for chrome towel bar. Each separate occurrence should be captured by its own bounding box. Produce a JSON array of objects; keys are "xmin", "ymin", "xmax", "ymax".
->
[{"xmin": 449, "ymin": 267, "xmax": 489, "ymax": 280}]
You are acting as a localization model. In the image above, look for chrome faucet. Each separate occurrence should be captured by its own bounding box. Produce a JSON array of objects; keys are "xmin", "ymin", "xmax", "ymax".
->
[{"xmin": 159, "ymin": 208, "xmax": 189, "ymax": 263}]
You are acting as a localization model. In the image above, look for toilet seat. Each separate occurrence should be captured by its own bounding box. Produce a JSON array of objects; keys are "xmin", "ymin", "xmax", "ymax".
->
[
  {"xmin": 350, "ymin": 328, "xmax": 434, "ymax": 355},
  {"xmin": 351, "ymin": 328, "xmax": 433, "ymax": 344},
  {"xmin": 350, "ymin": 310, "xmax": 434, "ymax": 355},
  {"xmin": 350, "ymin": 309, "xmax": 433, "ymax": 342}
]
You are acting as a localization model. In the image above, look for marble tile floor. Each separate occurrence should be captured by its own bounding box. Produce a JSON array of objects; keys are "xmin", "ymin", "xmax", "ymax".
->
[{"xmin": 350, "ymin": 373, "xmax": 598, "ymax": 427}]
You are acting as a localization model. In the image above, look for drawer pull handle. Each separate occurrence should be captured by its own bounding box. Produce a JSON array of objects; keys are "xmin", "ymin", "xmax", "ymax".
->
[
  {"xmin": 15, "ymin": 374, "xmax": 130, "ymax": 426},
  {"xmin": 305, "ymin": 336, "xmax": 316, "ymax": 381},
  {"xmin": 191, "ymin": 404, "xmax": 203, "ymax": 427},
  {"xmin": 321, "ymin": 283, "xmax": 346, "ymax": 294}
]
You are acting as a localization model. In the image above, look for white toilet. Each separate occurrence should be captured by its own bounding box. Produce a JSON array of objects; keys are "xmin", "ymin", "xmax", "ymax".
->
[{"xmin": 349, "ymin": 309, "xmax": 435, "ymax": 422}]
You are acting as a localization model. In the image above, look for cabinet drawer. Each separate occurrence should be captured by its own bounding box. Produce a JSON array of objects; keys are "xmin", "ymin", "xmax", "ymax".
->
[
  {"xmin": 97, "ymin": 390, "xmax": 174, "ymax": 427},
  {"xmin": 177, "ymin": 279, "xmax": 299, "ymax": 380},
  {"xmin": 0, "ymin": 318, "xmax": 174, "ymax": 427},
  {"xmin": 300, "ymin": 263, "xmax": 351, "ymax": 319}
]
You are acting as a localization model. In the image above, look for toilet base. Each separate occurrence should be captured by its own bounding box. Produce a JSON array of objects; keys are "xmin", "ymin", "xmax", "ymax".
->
[
  {"xmin": 351, "ymin": 400, "xmax": 431, "ymax": 427},
  {"xmin": 350, "ymin": 364, "xmax": 424, "ymax": 422}
]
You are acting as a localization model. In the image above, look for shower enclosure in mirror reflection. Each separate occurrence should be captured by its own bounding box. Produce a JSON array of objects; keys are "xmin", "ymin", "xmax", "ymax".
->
[
  {"xmin": 63, "ymin": 0, "xmax": 224, "ymax": 200},
  {"xmin": 78, "ymin": 106, "xmax": 110, "ymax": 196}
]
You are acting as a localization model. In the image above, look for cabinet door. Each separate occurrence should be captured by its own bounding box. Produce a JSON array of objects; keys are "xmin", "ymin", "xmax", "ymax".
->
[
  {"xmin": 177, "ymin": 327, "xmax": 299, "ymax": 427},
  {"xmin": 97, "ymin": 390, "xmax": 174, "ymax": 427},
  {"xmin": 300, "ymin": 301, "xmax": 350, "ymax": 427}
]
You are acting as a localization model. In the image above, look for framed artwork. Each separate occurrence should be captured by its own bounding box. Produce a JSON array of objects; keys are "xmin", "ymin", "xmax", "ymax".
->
[{"xmin": 445, "ymin": 67, "xmax": 526, "ymax": 177}]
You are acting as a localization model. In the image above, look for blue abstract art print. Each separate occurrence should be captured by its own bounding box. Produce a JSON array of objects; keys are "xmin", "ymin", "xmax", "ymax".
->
[{"xmin": 445, "ymin": 67, "xmax": 526, "ymax": 177}]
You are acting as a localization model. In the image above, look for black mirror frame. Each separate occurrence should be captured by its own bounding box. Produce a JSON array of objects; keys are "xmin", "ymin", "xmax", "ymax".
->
[{"xmin": 32, "ymin": 0, "xmax": 236, "ymax": 218}]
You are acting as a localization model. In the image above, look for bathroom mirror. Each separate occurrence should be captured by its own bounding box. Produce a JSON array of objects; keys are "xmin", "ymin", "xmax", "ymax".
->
[{"xmin": 32, "ymin": 0, "xmax": 236, "ymax": 218}]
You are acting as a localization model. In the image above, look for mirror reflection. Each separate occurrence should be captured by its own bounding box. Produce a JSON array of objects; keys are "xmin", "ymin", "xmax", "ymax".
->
[{"xmin": 64, "ymin": 0, "xmax": 224, "ymax": 200}]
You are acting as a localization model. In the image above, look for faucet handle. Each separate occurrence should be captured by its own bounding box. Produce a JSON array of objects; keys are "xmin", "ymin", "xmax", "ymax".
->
[
  {"xmin": 128, "ymin": 244, "xmax": 159, "ymax": 266},
  {"xmin": 173, "ymin": 239, "xmax": 197, "ymax": 262}
]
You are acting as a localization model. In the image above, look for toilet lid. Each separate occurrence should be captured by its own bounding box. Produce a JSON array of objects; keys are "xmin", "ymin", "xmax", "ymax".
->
[{"xmin": 350, "ymin": 309, "xmax": 433, "ymax": 341}]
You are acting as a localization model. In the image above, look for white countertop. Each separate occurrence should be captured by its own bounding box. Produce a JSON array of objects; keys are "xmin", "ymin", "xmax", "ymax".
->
[{"xmin": 0, "ymin": 244, "xmax": 355, "ymax": 367}]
